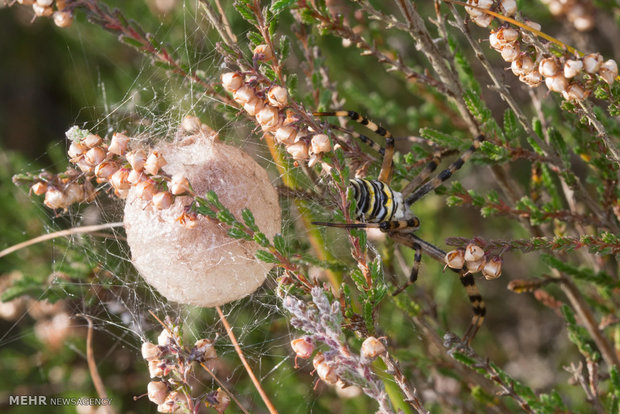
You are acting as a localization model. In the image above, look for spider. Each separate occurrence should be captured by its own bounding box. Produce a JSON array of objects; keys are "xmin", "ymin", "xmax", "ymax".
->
[{"xmin": 312, "ymin": 110, "xmax": 486, "ymax": 343}]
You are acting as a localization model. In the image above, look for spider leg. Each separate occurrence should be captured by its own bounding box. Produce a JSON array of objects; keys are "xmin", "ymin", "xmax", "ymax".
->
[
  {"xmin": 400, "ymin": 150, "xmax": 442, "ymax": 198},
  {"xmin": 404, "ymin": 135, "xmax": 484, "ymax": 206},
  {"xmin": 392, "ymin": 242, "xmax": 421, "ymax": 296},
  {"xmin": 327, "ymin": 123, "xmax": 385, "ymax": 155},
  {"xmin": 391, "ymin": 233, "xmax": 486, "ymax": 343},
  {"xmin": 313, "ymin": 111, "xmax": 395, "ymax": 184}
]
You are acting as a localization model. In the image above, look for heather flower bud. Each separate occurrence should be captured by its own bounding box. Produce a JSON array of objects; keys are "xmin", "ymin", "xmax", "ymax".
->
[
  {"xmin": 127, "ymin": 149, "xmax": 147, "ymax": 172},
  {"xmin": 53, "ymin": 10, "xmax": 73, "ymax": 28},
  {"xmin": 221, "ymin": 72, "xmax": 244, "ymax": 92},
  {"xmin": 36, "ymin": 0, "xmax": 53, "ymax": 6},
  {"xmin": 464, "ymin": 243, "xmax": 484, "ymax": 262},
  {"xmin": 193, "ymin": 339, "xmax": 217, "ymax": 361},
  {"xmin": 511, "ymin": 54, "xmax": 535, "ymax": 76},
  {"xmin": 573, "ymin": 15, "xmax": 593, "ymax": 32},
  {"xmin": 256, "ymin": 105, "xmax": 280, "ymax": 131},
  {"xmin": 360, "ymin": 336, "xmax": 386, "ymax": 361},
  {"xmin": 84, "ymin": 147, "xmax": 106, "ymax": 166},
  {"xmin": 83, "ymin": 133, "xmax": 103, "ymax": 148},
  {"xmin": 545, "ymin": 74, "xmax": 568, "ymax": 93},
  {"xmin": 466, "ymin": 258, "xmax": 486, "ymax": 273},
  {"xmin": 232, "ymin": 86, "xmax": 256, "ymax": 106},
  {"xmin": 31, "ymin": 182, "xmax": 47, "ymax": 195},
  {"xmin": 520, "ymin": 70, "xmax": 543, "ymax": 87},
  {"xmin": 127, "ymin": 169, "xmax": 145, "ymax": 185},
  {"xmin": 563, "ymin": 59, "xmax": 583, "ymax": 79},
  {"xmin": 44, "ymin": 187, "xmax": 67, "ymax": 210},
  {"xmin": 472, "ymin": 14, "xmax": 494, "ymax": 28},
  {"xmin": 267, "ymin": 86, "xmax": 288, "ymax": 108},
  {"xmin": 17, "ymin": 0, "xmax": 36, "ymax": 4},
  {"xmin": 135, "ymin": 180, "xmax": 157, "ymax": 201},
  {"xmin": 315, "ymin": 361, "xmax": 338, "ymax": 385},
  {"xmin": 583, "ymin": 53, "xmax": 603, "ymax": 74},
  {"xmin": 243, "ymin": 98, "xmax": 264, "ymax": 117},
  {"xmin": 212, "ymin": 388, "xmax": 230, "ymax": 414},
  {"xmin": 499, "ymin": 0, "xmax": 517, "ymax": 16},
  {"xmin": 539, "ymin": 58, "xmax": 560, "ymax": 78},
  {"xmin": 482, "ymin": 256, "xmax": 503, "ymax": 280},
  {"xmin": 141, "ymin": 342, "xmax": 161, "ymax": 361},
  {"xmin": 110, "ymin": 168, "xmax": 131, "ymax": 191},
  {"xmin": 158, "ymin": 328, "xmax": 173, "ymax": 346},
  {"xmin": 291, "ymin": 337, "xmax": 314, "ymax": 359},
  {"xmin": 76, "ymin": 158, "xmax": 94, "ymax": 174},
  {"xmin": 148, "ymin": 359, "xmax": 166, "ymax": 378},
  {"xmin": 153, "ymin": 192, "xmax": 174, "ymax": 210},
  {"xmin": 253, "ymin": 44, "xmax": 273, "ymax": 61},
  {"xmin": 94, "ymin": 161, "xmax": 119, "ymax": 180},
  {"xmin": 599, "ymin": 59, "xmax": 618, "ymax": 85},
  {"xmin": 445, "ymin": 249, "xmax": 466, "ymax": 269},
  {"xmin": 563, "ymin": 83, "xmax": 589, "ymax": 101},
  {"xmin": 275, "ymin": 126, "xmax": 297, "ymax": 145},
  {"xmin": 108, "ymin": 132, "xmax": 130, "ymax": 155},
  {"xmin": 144, "ymin": 151, "xmax": 167, "ymax": 176},
  {"xmin": 147, "ymin": 381, "xmax": 168, "ymax": 405},
  {"xmin": 489, "ymin": 31, "xmax": 502, "ymax": 51},
  {"xmin": 32, "ymin": 3, "xmax": 53, "ymax": 16},
  {"xmin": 181, "ymin": 115, "xmax": 202, "ymax": 133},
  {"xmin": 498, "ymin": 27, "xmax": 519, "ymax": 43},
  {"xmin": 311, "ymin": 134, "xmax": 331, "ymax": 154},
  {"xmin": 523, "ymin": 19, "xmax": 541, "ymax": 31},
  {"xmin": 64, "ymin": 183, "xmax": 85, "ymax": 205},
  {"xmin": 465, "ymin": 0, "xmax": 493, "ymax": 17},
  {"xmin": 286, "ymin": 142, "xmax": 309, "ymax": 160},
  {"xmin": 158, "ymin": 391, "xmax": 186, "ymax": 413},
  {"xmin": 169, "ymin": 174, "xmax": 190, "ymax": 195},
  {"xmin": 500, "ymin": 43, "xmax": 520, "ymax": 62},
  {"xmin": 312, "ymin": 352, "xmax": 325, "ymax": 369},
  {"xmin": 68, "ymin": 141, "xmax": 87, "ymax": 159}
]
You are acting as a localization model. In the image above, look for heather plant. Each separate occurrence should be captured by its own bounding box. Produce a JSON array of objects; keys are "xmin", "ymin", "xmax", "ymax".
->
[{"xmin": 1, "ymin": 1, "xmax": 620, "ymax": 413}]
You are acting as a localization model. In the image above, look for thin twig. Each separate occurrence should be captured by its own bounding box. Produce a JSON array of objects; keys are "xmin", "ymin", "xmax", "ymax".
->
[
  {"xmin": 215, "ymin": 306, "xmax": 279, "ymax": 414},
  {"xmin": 0, "ymin": 222, "xmax": 124, "ymax": 259},
  {"xmin": 78, "ymin": 314, "xmax": 114, "ymax": 414}
]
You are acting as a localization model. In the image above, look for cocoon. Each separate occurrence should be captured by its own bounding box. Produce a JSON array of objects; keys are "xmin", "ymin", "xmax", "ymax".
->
[{"xmin": 124, "ymin": 133, "xmax": 281, "ymax": 307}]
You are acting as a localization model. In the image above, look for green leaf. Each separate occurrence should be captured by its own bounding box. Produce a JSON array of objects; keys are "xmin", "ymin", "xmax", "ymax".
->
[
  {"xmin": 273, "ymin": 233, "xmax": 288, "ymax": 256},
  {"xmin": 255, "ymin": 250, "xmax": 280, "ymax": 264},
  {"xmin": 234, "ymin": 0, "xmax": 258, "ymax": 26},
  {"xmin": 503, "ymin": 108, "xmax": 521, "ymax": 146},
  {"xmin": 363, "ymin": 299, "xmax": 374, "ymax": 332},
  {"xmin": 420, "ymin": 128, "xmax": 464, "ymax": 148},
  {"xmin": 350, "ymin": 269, "xmax": 366, "ymax": 291},
  {"xmin": 242, "ymin": 208, "xmax": 259, "ymax": 232},
  {"xmin": 247, "ymin": 31, "xmax": 264, "ymax": 47},
  {"xmin": 119, "ymin": 35, "xmax": 144, "ymax": 50},
  {"xmin": 216, "ymin": 210, "xmax": 236, "ymax": 226},
  {"xmin": 253, "ymin": 232, "xmax": 271, "ymax": 247},
  {"xmin": 270, "ymin": 0, "xmax": 296, "ymax": 15}
]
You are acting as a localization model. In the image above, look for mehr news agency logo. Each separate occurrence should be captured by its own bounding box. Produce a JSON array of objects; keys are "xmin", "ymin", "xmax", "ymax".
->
[{"xmin": 9, "ymin": 395, "xmax": 112, "ymax": 406}]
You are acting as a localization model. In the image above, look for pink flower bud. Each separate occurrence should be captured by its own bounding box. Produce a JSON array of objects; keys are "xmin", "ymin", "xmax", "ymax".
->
[
  {"xmin": 109, "ymin": 168, "xmax": 131, "ymax": 191},
  {"xmin": 32, "ymin": 3, "xmax": 53, "ymax": 17},
  {"xmin": 539, "ymin": 58, "xmax": 560, "ymax": 78},
  {"xmin": 243, "ymin": 98, "xmax": 264, "ymax": 117},
  {"xmin": 233, "ymin": 86, "xmax": 256, "ymax": 106},
  {"xmin": 181, "ymin": 115, "xmax": 202, "ymax": 133},
  {"xmin": 499, "ymin": 0, "xmax": 517, "ymax": 16},
  {"xmin": 583, "ymin": 53, "xmax": 603, "ymax": 74},
  {"xmin": 212, "ymin": 388, "xmax": 231, "ymax": 414},
  {"xmin": 315, "ymin": 361, "xmax": 338, "ymax": 385},
  {"xmin": 482, "ymin": 256, "xmax": 503, "ymax": 280},
  {"xmin": 194, "ymin": 339, "xmax": 217, "ymax": 361},
  {"xmin": 94, "ymin": 161, "xmax": 119, "ymax": 180},
  {"xmin": 256, "ymin": 105, "xmax": 280, "ymax": 131},
  {"xmin": 563, "ymin": 83, "xmax": 589, "ymax": 101},
  {"xmin": 135, "ymin": 180, "xmax": 157, "ymax": 201},
  {"xmin": 31, "ymin": 182, "xmax": 47, "ymax": 195},
  {"xmin": 169, "ymin": 174, "xmax": 190, "ymax": 195},
  {"xmin": 286, "ymin": 142, "xmax": 309, "ymax": 160},
  {"xmin": 144, "ymin": 151, "xmax": 167, "ymax": 176},
  {"xmin": 466, "ymin": 258, "xmax": 486, "ymax": 273},
  {"xmin": 291, "ymin": 337, "xmax": 314, "ymax": 359},
  {"xmin": 253, "ymin": 44, "xmax": 273, "ymax": 61},
  {"xmin": 108, "ymin": 132, "xmax": 130, "ymax": 155},
  {"xmin": 152, "ymin": 192, "xmax": 174, "ymax": 210},
  {"xmin": 127, "ymin": 169, "xmax": 146, "ymax": 185},
  {"xmin": 511, "ymin": 53, "xmax": 535, "ymax": 76},
  {"xmin": 141, "ymin": 342, "xmax": 161, "ymax": 360},
  {"xmin": 68, "ymin": 141, "xmax": 87, "ymax": 159},
  {"xmin": 44, "ymin": 187, "xmax": 67, "ymax": 210},
  {"xmin": 83, "ymin": 133, "xmax": 103, "ymax": 148},
  {"xmin": 360, "ymin": 336, "xmax": 386, "ymax": 360},
  {"xmin": 464, "ymin": 243, "xmax": 484, "ymax": 262},
  {"xmin": 599, "ymin": 59, "xmax": 618, "ymax": 85},
  {"xmin": 445, "ymin": 249, "xmax": 466, "ymax": 269},
  {"xmin": 496, "ymin": 26, "xmax": 519, "ymax": 43},
  {"xmin": 267, "ymin": 86, "xmax": 288, "ymax": 108},
  {"xmin": 545, "ymin": 74, "xmax": 568, "ymax": 93},
  {"xmin": 520, "ymin": 70, "xmax": 543, "ymax": 87},
  {"xmin": 64, "ymin": 183, "xmax": 85, "ymax": 205},
  {"xmin": 53, "ymin": 10, "xmax": 73, "ymax": 28},
  {"xmin": 274, "ymin": 126, "xmax": 297, "ymax": 145},
  {"xmin": 221, "ymin": 72, "xmax": 244, "ymax": 92},
  {"xmin": 500, "ymin": 43, "xmax": 520, "ymax": 62},
  {"xmin": 126, "ymin": 149, "xmax": 147, "ymax": 172},
  {"xmin": 147, "ymin": 381, "xmax": 168, "ymax": 405},
  {"xmin": 84, "ymin": 147, "xmax": 106, "ymax": 166},
  {"xmin": 311, "ymin": 134, "xmax": 331, "ymax": 154},
  {"xmin": 563, "ymin": 59, "xmax": 583, "ymax": 79}
]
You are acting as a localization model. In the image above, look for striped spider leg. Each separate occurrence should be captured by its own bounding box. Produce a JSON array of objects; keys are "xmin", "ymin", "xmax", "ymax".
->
[{"xmin": 312, "ymin": 110, "xmax": 486, "ymax": 343}]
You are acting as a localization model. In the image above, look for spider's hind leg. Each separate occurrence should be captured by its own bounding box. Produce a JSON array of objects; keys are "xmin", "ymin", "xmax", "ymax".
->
[
  {"xmin": 313, "ymin": 110, "xmax": 395, "ymax": 183},
  {"xmin": 455, "ymin": 268, "xmax": 486, "ymax": 344}
]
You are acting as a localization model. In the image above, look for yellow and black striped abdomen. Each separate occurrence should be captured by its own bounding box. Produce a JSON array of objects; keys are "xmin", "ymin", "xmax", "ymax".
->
[{"xmin": 350, "ymin": 178, "xmax": 396, "ymax": 223}]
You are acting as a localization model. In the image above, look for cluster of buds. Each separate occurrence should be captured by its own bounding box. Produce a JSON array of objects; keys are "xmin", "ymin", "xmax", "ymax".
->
[
  {"xmin": 445, "ymin": 243, "xmax": 503, "ymax": 280},
  {"xmin": 541, "ymin": 0, "xmax": 594, "ymax": 32},
  {"xmin": 27, "ymin": 124, "xmax": 194, "ymax": 212},
  {"xmin": 17, "ymin": 0, "xmax": 74, "ymax": 27},
  {"xmin": 464, "ymin": 1, "xmax": 616, "ymax": 99},
  {"xmin": 465, "ymin": 0, "xmax": 517, "ymax": 27},
  {"xmin": 141, "ymin": 326, "xmax": 222, "ymax": 413},
  {"xmin": 221, "ymin": 65, "xmax": 332, "ymax": 167}
]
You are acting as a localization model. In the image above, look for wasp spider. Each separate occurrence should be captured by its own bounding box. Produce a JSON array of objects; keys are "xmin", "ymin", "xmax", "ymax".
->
[{"xmin": 313, "ymin": 110, "xmax": 486, "ymax": 343}]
